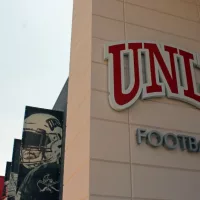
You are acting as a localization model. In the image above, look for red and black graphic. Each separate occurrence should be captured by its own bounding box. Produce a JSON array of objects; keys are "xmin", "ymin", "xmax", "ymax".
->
[
  {"xmin": 1, "ymin": 162, "xmax": 11, "ymax": 200},
  {"xmin": 7, "ymin": 139, "xmax": 21, "ymax": 200},
  {"xmin": 0, "ymin": 176, "xmax": 4, "ymax": 199},
  {"xmin": 16, "ymin": 106, "xmax": 64, "ymax": 200}
]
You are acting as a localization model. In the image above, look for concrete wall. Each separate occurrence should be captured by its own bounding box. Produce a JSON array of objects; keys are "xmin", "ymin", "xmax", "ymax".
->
[
  {"xmin": 62, "ymin": 0, "xmax": 92, "ymax": 199},
  {"xmin": 63, "ymin": 0, "xmax": 200, "ymax": 200},
  {"xmin": 90, "ymin": 1, "xmax": 200, "ymax": 200}
]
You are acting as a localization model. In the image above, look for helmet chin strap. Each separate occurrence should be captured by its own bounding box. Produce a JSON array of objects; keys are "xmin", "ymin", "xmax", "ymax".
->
[{"xmin": 22, "ymin": 152, "xmax": 43, "ymax": 168}]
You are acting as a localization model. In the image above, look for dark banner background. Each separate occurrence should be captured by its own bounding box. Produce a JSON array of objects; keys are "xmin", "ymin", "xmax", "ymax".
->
[
  {"xmin": 12, "ymin": 139, "xmax": 21, "ymax": 174},
  {"xmin": 8, "ymin": 139, "xmax": 21, "ymax": 199},
  {"xmin": 16, "ymin": 106, "xmax": 64, "ymax": 200}
]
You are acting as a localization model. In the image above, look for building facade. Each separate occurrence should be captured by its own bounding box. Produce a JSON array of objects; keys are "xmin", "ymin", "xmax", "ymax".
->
[{"xmin": 54, "ymin": 1, "xmax": 200, "ymax": 200}]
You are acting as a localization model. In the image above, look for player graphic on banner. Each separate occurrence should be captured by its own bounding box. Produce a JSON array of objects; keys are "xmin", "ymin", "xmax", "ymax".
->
[{"xmin": 15, "ymin": 110, "xmax": 63, "ymax": 200}]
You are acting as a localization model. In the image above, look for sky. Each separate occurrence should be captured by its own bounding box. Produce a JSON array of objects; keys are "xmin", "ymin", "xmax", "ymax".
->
[{"xmin": 0, "ymin": 0, "xmax": 73, "ymax": 175}]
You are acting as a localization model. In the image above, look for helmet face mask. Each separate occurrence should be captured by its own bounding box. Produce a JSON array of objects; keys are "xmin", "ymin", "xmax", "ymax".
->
[{"xmin": 21, "ymin": 114, "xmax": 63, "ymax": 169}]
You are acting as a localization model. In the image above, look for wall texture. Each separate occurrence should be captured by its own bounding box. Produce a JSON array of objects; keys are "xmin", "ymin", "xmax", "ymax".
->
[
  {"xmin": 90, "ymin": 1, "xmax": 200, "ymax": 200},
  {"xmin": 63, "ymin": 0, "xmax": 200, "ymax": 200},
  {"xmin": 62, "ymin": 0, "xmax": 92, "ymax": 199}
]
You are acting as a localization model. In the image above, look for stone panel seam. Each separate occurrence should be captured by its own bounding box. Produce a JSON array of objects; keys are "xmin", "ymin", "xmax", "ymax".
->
[
  {"xmin": 93, "ymin": 3, "xmax": 199, "ymax": 24},
  {"xmin": 92, "ymin": 88, "xmax": 108, "ymax": 93},
  {"xmin": 91, "ymin": 116, "xmax": 200, "ymax": 136},
  {"xmin": 91, "ymin": 116, "xmax": 128, "ymax": 124},
  {"xmin": 196, "ymin": 0, "xmax": 200, "ymax": 21},
  {"xmin": 91, "ymin": 117, "xmax": 128, "ymax": 124},
  {"xmin": 133, "ymin": 197, "xmax": 171, "ymax": 200},
  {"xmin": 126, "ymin": 122, "xmax": 200, "ymax": 137},
  {"xmin": 91, "ymin": 158, "xmax": 130, "ymax": 165},
  {"xmin": 181, "ymin": 0, "xmax": 196, "ymax": 4},
  {"xmin": 92, "ymin": 36, "xmax": 200, "ymax": 53},
  {"xmin": 91, "ymin": 194, "xmax": 130, "ymax": 199},
  {"xmin": 132, "ymin": 162, "xmax": 200, "ymax": 172},
  {"xmin": 125, "ymin": 20, "xmax": 200, "ymax": 43},
  {"xmin": 92, "ymin": 13, "xmax": 123, "ymax": 23},
  {"xmin": 125, "ymin": 1, "xmax": 199, "ymax": 23},
  {"xmin": 128, "ymin": 109, "xmax": 133, "ymax": 199},
  {"xmin": 125, "ymin": 0, "xmax": 133, "ymax": 188},
  {"xmin": 92, "ymin": 20, "xmax": 200, "ymax": 43},
  {"xmin": 90, "ymin": 158, "xmax": 200, "ymax": 172},
  {"xmin": 92, "ymin": 61, "xmax": 106, "ymax": 66},
  {"xmin": 129, "ymin": 123, "xmax": 200, "ymax": 137},
  {"xmin": 91, "ymin": 88, "xmax": 199, "ymax": 111},
  {"xmin": 91, "ymin": 117, "xmax": 128, "ymax": 127},
  {"xmin": 123, "ymin": 0, "xmax": 127, "ymax": 40}
]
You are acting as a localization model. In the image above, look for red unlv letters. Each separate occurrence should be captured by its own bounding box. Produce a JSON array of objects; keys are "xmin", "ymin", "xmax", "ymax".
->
[{"xmin": 104, "ymin": 42, "xmax": 200, "ymax": 111}]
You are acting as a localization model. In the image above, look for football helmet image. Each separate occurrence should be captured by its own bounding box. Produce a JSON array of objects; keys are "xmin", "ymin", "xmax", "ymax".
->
[{"xmin": 20, "ymin": 113, "xmax": 63, "ymax": 169}]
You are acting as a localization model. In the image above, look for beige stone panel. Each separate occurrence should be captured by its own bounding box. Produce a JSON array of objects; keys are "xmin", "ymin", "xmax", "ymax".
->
[
  {"xmin": 66, "ymin": 95, "xmax": 90, "ymax": 147},
  {"xmin": 194, "ymin": 67, "xmax": 200, "ymax": 93},
  {"xmin": 147, "ymin": 98, "xmax": 196, "ymax": 109},
  {"xmin": 132, "ymin": 165, "xmax": 200, "ymax": 200},
  {"xmin": 133, "ymin": 198, "xmax": 183, "ymax": 200},
  {"xmin": 92, "ymin": 27, "xmax": 200, "ymax": 65},
  {"xmin": 63, "ymin": 0, "xmax": 91, "ymax": 199},
  {"xmin": 194, "ymin": 66, "xmax": 200, "ymax": 80},
  {"xmin": 90, "ymin": 160, "xmax": 131, "ymax": 197},
  {"xmin": 92, "ymin": 38, "xmax": 109, "ymax": 64},
  {"xmin": 72, "ymin": 0, "xmax": 92, "ymax": 22},
  {"xmin": 92, "ymin": 0, "xmax": 124, "ymax": 21},
  {"xmin": 125, "ymin": 0, "xmax": 199, "ymax": 21},
  {"xmin": 70, "ymin": 10, "xmax": 91, "ymax": 48},
  {"xmin": 130, "ymin": 125, "xmax": 200, "ymax": 170},
  {"xmin": 69, "ymin": 0, "xmax": 92, "ymax": 76},
  {"xmin": 125, "ymin": 3, "xmax": 200, "ymax": 41},
  {"xmin": 90, "ymin": 118, "xmax": 130, "ymax": 162},
  {"xmin": 91, "ymin": 62, "xmax": 107, "ymax": 92},
  {"xmin": 126, "ymin": 22, "xmax": 200, "ymax": 52},
  {"xmin": 128, "ymin": 99, "xmax": 200, "ymax": 133},
  {"xmin": 67, "ymin": 71, "xmax": 91, "ymax": 115},
  {"xmin": 63, "ymin": 161, "xmax": 89, "ymax": 200},
  {"xmin": 69, "ymin": 0, "xmax": 92, "ymax": 81},
  {"xmin": 92, "ymin": 15, "xmax": 125, "ymax": 41},
  {"xmin": 133, "ymin": 199, "xmax": 164, "ymax": 200},
  {"xmin": 196, "ymin": 0, "xmax": 200, "ymax": 5},
  {"xmin": 69, "ymin": 35, "xmax": 92, "ymax": 76},
  {"xmin": 181, "ymin": 0, "xmax": 196, "ymax": 3},
  {"xmin": 90, "ymin": 196, "xmax": 131, "ymax": 200},
  {"xmin": 64, "ymin": 125, "xmax": 90, "ymax": 182},
  {"xmin": 91, "ymin": 90, "xmax": 129, "ymax": 123}
]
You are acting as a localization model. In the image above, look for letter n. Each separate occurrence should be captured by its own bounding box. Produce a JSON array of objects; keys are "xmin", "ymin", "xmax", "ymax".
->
[{"xmin": 142, "ymin": 43, "xmax": 179, "ymax": 100}]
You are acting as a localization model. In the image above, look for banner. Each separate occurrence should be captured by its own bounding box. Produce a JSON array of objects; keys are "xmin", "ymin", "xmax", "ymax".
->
[
  {"xmin": 7, "ymin": 139, "xmax": 21, "ymax": 200},
  {"xmin": 0, "ymin": 176, "xmax": 4, "ymax": 199},
  {"xmin": 16, "ymin": 106, "xmax": 64, "ymax": 200},
  {"xmin": 1, "ymin": 162, "xmax": 11, "ymax": 200}
]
